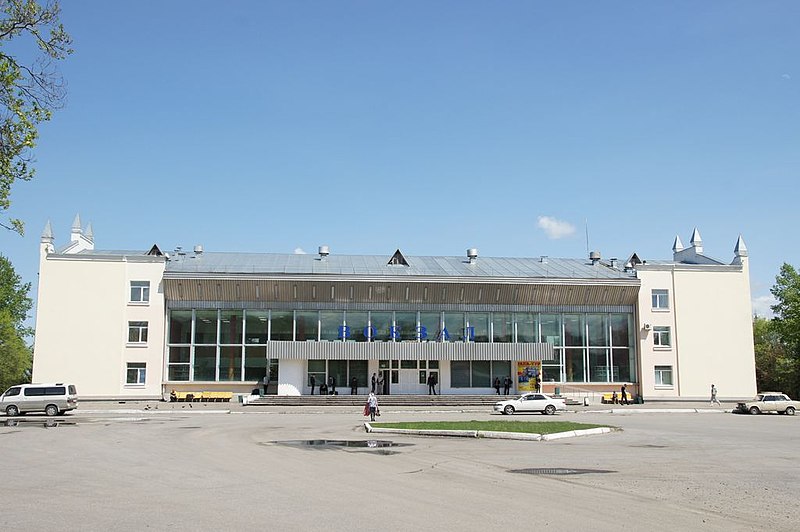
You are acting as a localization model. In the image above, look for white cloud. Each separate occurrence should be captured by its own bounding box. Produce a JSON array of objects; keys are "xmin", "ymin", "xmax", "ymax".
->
[
  {"xmin": 781, "ymin": 73, "xmax": 791, "ymax": 80},
  {"xmin": 537, "ymin": 216, "xmax": 576, "ymax": 239},
  {"xmin": 751, "ymin": 295, "xmax": 776, "ymax": 318},
  {"xmin": 294, "ymin": 247, "xmax": 307, "ymax": 254}
]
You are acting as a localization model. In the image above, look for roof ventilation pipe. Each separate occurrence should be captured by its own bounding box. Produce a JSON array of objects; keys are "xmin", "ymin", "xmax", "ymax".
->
[
  {"xmin": 589, "ymin": 251, "xmax": 601, "ymax": 265},
  {"xmin": 467, "ymin": 248, "xmax": 478, "ymax": 264},
  {"xmin": 318, "ymin": 245, "xmax": 330, "ymax": 259},
  {"xmin": 609, "ymin": 257, "xmax": 618, "ymax": 269},
  {"xmin": 540, "ymin": 256, "xmax": 548, "ymax": 263},
  {"xmin": 193, "ymin": 245, "xmax": 203, "ymax": 254}
]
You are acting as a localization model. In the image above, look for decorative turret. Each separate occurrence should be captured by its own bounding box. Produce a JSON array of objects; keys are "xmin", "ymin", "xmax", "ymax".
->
[
  {"xmin": 672, "ymin": 235, "xmax": 684, "ymax": 253},
  {"xmin": 40, "ymin": 221, "xmax": 55, "ymax": 256},
  {"xmin": 689, "ymin": 228, "xmax": 703, "ymax": 254},
  {"xmin": 732, "ymin": 235, "xmax": 749, "ymax": 266}
]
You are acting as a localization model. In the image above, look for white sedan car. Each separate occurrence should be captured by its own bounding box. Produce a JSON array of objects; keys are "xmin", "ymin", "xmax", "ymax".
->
[{"xmin": 493, "ymin": 393, "xmax": 566, "ymax": 415}]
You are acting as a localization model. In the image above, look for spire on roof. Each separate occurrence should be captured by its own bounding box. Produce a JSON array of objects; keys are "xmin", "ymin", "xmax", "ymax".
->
[
  {"xmin": 71, "ymin": 214, "xmax": 82, "ymax": 233},
  {"xmin": 672, "ymin": 235, "xmax": 684, "ymax": 253},
  {"xmin": 734, "ymin": 235, "xmax": 748, "ymax": 257},
  {"xmin": 84, "ymin": 222, "xmax": 94, "ymax": 241},
  {"xmin": 690, "ymin": 228, "xmax": 702, "ymax": 245},
  {"xmin": 41, "ymin": 220, "xmax": 54, "ymax": 241}
]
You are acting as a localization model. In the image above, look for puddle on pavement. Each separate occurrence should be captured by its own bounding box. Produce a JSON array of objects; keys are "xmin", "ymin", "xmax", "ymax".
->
[
  {"xmin": 271, "ymin": 439, "xmax": 412, "ymax": 453},
  {"xmin": 509, "ymin": 467, "xmax": 616, "ymax": 476},
  {"xmin": 3, "ymin": 419, "xmax": 77, "ymax": 429}
]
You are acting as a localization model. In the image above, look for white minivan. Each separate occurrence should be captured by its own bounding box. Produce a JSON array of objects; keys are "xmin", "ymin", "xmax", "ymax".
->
[{"xmin": 0, "ymin": 383, "xmax": 78, "ymax": 416}]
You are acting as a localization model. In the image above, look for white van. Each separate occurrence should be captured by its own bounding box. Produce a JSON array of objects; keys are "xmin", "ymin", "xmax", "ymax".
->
[{"xmin": 0, "ymin": 383, "xmax": 78, "ymax": 416}]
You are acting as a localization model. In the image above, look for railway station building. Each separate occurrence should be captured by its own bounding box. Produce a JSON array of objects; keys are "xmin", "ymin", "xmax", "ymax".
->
[{"xmin": 31, "ymin": 217, "xmax": 757, "ymax": 402}]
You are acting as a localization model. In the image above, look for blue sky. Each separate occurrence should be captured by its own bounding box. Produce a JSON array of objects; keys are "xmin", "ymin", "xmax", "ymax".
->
[{"xmin": 3, "ymin": 1, "xmax": 799, "ymax": 319}]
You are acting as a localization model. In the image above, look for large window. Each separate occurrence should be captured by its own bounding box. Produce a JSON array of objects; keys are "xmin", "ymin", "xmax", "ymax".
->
[
  {"xmin": 220, "ymin": 311, "xmax": 243, "ymax": 344},
  {"xmin": 467, "ymin": 313, "xmax": 489, "ymax": 342},
  {"xmin": 450, "ymin": 360, "xmax": 510, "ymax": 388},
  {"xmin": 245, "ymin": 311, "xmax": 268, "ymax": 344},
  {"xmin": 126, "ymin": 362, "xmax": 146, "ymax": 384},
  {"xmin": 320, "ymin": 311, "xmax": 343, "ymax": 341},
  {"xmin": 295, "ymin": 311, "xmax": 318, "ymax": 341},
  {"xmin": 654, "ymin": 365, "xmax": 673, "ymax": 386},
  {"xmin": 270, "ymin": 311, "xmax": 293, "ymax": 341},
  {"xmin": 129, "ymin": 281, "xmax": 150, "ymax": 303},
  {"xmin": 369, "ymin": 312, "xmax": 392, "ymax": 341},
  {"xmin": 653, "ymin": 326, "xmax": 671, "ymax": 347},
  {"xmin": 128, "ymin": 321, "xmax": 148, "ymax": 343},
  {"xmin": 652, "ymin": 289, "xmax": 669, "ymax": 310},
  {"xmin": 491, "ymin": 312, "xmax": 513, "ymax": 343},
  {"xmin": 194, "ymin": 310, "xmax": 218, "ymax": 344},
  {"xmin": 394, "ymin": 312, "xmax": 418, "ymax": 341}
]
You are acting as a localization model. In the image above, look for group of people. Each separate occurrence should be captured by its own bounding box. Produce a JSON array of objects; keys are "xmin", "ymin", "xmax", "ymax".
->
[
  {"xmin": 308, "ymin": 375, "xmax": 340, "ymax": 396},
  {"xmin": 493, "ymin": 376, "xmax": 516, "ymax": 395}
]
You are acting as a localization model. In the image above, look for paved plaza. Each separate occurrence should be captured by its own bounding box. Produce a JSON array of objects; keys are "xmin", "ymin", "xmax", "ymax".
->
[{"xmin": 1, "ymin": 403, "xmax": 797, "ymax": 531}]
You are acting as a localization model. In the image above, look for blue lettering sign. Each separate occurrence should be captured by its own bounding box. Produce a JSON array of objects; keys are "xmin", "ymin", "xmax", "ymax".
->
[
  {"xmin": 338, "ymin": 325, "xmax": 350, "ymax": 339},
  {"xmin": 390, "ymin": 326, "xmax": 401, "ymax": 339},
  {"xmin": 416, "ymin": 326, "xmax": 427, "ymax": 340},
  {"xmin": 464, "ymin": 326, "xmax": 475, "ymax": 341},
  {"xmin": 364, "ymin": 326, "xmax": 376, "ymax": 339}
]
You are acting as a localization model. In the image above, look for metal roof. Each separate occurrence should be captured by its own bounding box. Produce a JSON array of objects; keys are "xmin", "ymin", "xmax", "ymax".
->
[{"xmin": 156, "ymin": 251, "xmax": 636, "ymax": 280}]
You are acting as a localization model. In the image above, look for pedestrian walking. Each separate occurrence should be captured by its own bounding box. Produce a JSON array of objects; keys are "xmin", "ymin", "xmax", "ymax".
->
[
  {"xmin": 710, "ymin": 384, "xmax": 721, "ymax": 406},
  {"xmin": 493, "ymin": 377, "xmax": 501, "ymax": 395},
  {"xmin": 620, "ymin": 384, "xmax": 628, "ymax": 405},
  {"xmin": 367, "ymin": 392, "xmax": 379, "ymax": 421},
  {"xmin": 371, "ymin": 373, "xmax": 377, "ymax": 393}
]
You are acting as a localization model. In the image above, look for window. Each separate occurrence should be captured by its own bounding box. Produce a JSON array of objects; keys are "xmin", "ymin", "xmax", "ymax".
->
[
  {"xmin": 654, "ymin": 365, "xmax": 673, "ymax": 386},
  {"xmin": 652, "ymin": 289, "xmax": 669, "ymax": 310},
  {"xmin": 653, "ymin": 326, "xmax": 671, "ymax": 347},
  {"xmin": 130, "ymin": 281, "xmax": 150, "ymax": 303},
  {"xmin": 127, "ymin": 362, "xmax": 146, "ymax": 384},
  {"xmin": 128, "ymin": 321, "xmax": 148, "ymax": 343}
]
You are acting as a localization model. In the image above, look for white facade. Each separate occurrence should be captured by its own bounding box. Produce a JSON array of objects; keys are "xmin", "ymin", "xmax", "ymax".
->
[
  {"xmin": 33, "ymin": 217, "xmax": 167, "ymax": 400},
  {"xmin": 31, "ymin": 220, "xmax": 757, "ymax": 401},
  {"xmin": 635, "ymin": 232, "xmax": 756, "ymax": 400}
]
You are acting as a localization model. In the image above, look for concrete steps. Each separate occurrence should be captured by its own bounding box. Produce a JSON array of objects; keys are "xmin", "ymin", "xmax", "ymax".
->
[{"xmin": 246, "ymin": 394, "xmax": 507, "ymax": 407}]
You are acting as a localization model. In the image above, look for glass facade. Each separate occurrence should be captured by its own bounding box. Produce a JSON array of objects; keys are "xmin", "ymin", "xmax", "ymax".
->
[{"xmin": 166, "ymin": 308, "xmax": 636, "ymax": 384}]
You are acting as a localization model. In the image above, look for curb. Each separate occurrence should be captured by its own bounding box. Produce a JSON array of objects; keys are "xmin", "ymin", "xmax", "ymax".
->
[{"xmin": 364, "ymin": 422, "xmax": 615, "ymax": 441}]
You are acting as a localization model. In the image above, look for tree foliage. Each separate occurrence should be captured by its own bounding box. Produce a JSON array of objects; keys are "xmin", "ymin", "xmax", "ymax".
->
[
  {"xmin": 756, "ymin": 263, "xmax": 800, "ymax": 398},
  {"xmin": 0, "ymin": 254, "xmax": 32, "ymax": 389},
  {"xmin": 0, "ymin": 0, "xmax": 71, "ymax": 234}
]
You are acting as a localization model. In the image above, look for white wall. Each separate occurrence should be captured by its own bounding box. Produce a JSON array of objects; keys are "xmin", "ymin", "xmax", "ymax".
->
[
  {"xmin": 33, "ymin": 255, "xmax": 165, "ymax": 399},
  {"xmin": 637, "ymin": 260, "xmax": 756, "ymax": 400}
]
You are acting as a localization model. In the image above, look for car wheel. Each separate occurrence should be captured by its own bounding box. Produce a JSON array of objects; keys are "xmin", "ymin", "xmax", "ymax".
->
[
  {"xmin": 544, "ymin": 404, "xmax": 556, "ymax": 415},
  {"xmin": 786, "ymin": 406, "xmax": 796, "ymax": 416},
  {"xmin": 45, "ymin": 404, "xmax": 59, "ymax": 417},
  {"xmin": 503, "ymin": 405, "xmax": 515, "ymax": 415},
  {"xmin": 5, "ymin": 405, "xmax": 19, "ymax": 417},
  {"xmin": 749, "ymin": 406, "xmax": 760, "ymax": 415}
]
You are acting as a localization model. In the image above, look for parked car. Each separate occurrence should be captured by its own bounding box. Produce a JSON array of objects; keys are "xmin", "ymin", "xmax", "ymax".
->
[
  {"xmin": 735, "ymin": 392, "xmax": 799, "ymax": 415},
  {"xmin": 494, "ymin": 392, "xmax": 566, "ymax": 415},
  {"xmin": 0, "ymin": 383, "xmax": 78, "ymax": 416}
]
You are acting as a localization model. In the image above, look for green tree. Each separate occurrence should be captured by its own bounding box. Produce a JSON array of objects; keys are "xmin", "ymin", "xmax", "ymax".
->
[
  {"xmin": 753, "ymin": 316, "xmax": 796, "ymax": 395},
  {"xmin": 767, "ymin": 263, "xmax": 800, "ymax": 397},
  {"xmin": 0, "ymin": 254, "xmax": 32, "ymax": 389},
  {"xmin": 0, "ymin": 0, "xmax": 71, "ymax": 234}
]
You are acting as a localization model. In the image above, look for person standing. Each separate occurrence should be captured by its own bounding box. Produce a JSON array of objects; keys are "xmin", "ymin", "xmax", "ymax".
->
[
  {"xmin": 620, "ymin": 384, "xmax": 628, "ymax": 405},
  {"xmin": 377, "ymin": 372, "xmax": 385, "ymax": 395},
  {"xmin": 310, "ymin": 374, "xmax": 316, "ymax": 395},
  {"xmin": 710, "ymin": 384, "xmax": 721, "ymax": 406},
  {"xmin": 261, "ymin": 374, "xmax": 269, "ymax": 396},
  {"xmin": 328, "ymin": 375, "xmax": 336, "ymax": 395},
  {"xmin": 371, "ymin": 373, "xmax": 377, "ymax": 393},
  {"xmin": 503, "ymin": 377, "xmax": 511, "ymax": 396},
  {"xmin": 350, "ymin": 376, "xmax": 358, "ymax": 395},
  {"xmin": 427, "ymin": 373, "xmax": 437, "ymax": 395},
  {"xmin": 493, "ymin": 377, "xmax": 501, "ymax": 395},
  {"xmin": 367, "ymin": 392, "xmax": 379, "ymax": 421}
]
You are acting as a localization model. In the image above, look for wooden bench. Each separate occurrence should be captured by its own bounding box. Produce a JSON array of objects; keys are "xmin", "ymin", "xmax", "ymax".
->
[{"xmin": 171, "ymin": 391, "xmax": 233, "ymax": 402}]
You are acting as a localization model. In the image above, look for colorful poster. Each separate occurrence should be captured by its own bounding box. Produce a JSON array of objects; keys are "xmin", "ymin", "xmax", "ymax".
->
[{"xmin": 516, "ymin": 361, "xmax": 542, "ymax": 392}]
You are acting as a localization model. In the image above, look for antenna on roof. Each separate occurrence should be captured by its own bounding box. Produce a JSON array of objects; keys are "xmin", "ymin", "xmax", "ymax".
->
[{"xmin": 585, "ymin": 218, "xmax": 590, "ymax": 256}]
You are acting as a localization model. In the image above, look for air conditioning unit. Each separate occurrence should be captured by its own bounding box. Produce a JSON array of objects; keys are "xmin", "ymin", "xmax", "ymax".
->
[{"xmin": 643, "ymin": 323, "xmax": 652, "ymax": 331}]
